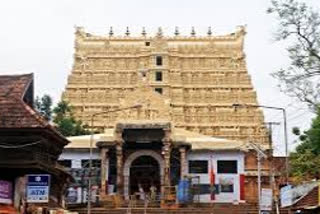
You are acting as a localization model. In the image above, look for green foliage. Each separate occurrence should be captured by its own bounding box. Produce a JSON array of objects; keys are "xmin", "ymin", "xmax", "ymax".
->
[
  {"xmin": 34, "ymin": 94, "xmax": 53, "ymax": 121},
  {"xmin": 53, "ymin": 100, "xmax": 90, "ymax": 137},
  {"xmin": 53, "ymin": 100, "xmax": 72, "ymax": 122},
  {"xmin": 34, "ymin": 94, "xmax": 89, "ymax": 137},
  {"xmin": 268, "ymin": 0, "xmax": 320, "ymax": 111},
  {"xmin": 290, "ymin": 149, "xmax": 320, "ymax": 183},
  {"xmin": 290, "ymin": 107, "xmax": 320, "ymax": 182}
]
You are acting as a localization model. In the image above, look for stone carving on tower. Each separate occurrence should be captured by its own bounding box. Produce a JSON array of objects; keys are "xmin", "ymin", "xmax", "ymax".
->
[
  {"xmin": 117, "ymin": 71, "xmax": 171, "ymax": 121},
  {"xmin": 62, "ymin": 26, "xmax": 269, "ymax": 145}
]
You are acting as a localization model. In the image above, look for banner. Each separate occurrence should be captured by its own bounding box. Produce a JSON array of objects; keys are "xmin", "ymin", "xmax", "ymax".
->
[
  {"xmin": 0, "ymin": 180, "xmax": 12, "ymax": 204},
  {"xmin": 261, "ymin": 188, "xmax": 272, "ymax": 211},
  {"xmin": 280, "ymin": 185, "xmax": 292, "ymax": 208},
  {"xmin": 27, "ymin": 174, "xmax": 50, "ymax": 203},
  {"xmin": 219, "ymin": 177, "xmax": 234, "ymax": 193},
  {"xmin": 210, "ymin": 156, "xmax": 215, "ymax": 200}
]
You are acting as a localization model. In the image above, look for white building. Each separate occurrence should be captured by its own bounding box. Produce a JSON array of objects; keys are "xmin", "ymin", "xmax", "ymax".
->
[{"xmin": 59, "ymin": 124, "xmax": 250, "ymax": 204}]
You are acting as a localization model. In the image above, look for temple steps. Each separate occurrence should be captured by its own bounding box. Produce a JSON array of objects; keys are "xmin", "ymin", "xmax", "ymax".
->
[
  {"xmin": 71, "ymin": 208, "xmax": 258, "ymax": 214},
  {"xmin": 70, "ymin": 205, "xmax": 292, "ymax": 214},
  {"xmin": 70, "ymin": 204, "xmax": 261, "ymax": 214}
]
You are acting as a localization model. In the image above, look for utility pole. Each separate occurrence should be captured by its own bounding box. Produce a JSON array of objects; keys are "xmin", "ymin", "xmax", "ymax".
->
[
  {"xmin": 265, "ymin": 122, "xmax": 280, "ymax": 187},
  {"xmin": 232, "ymin": 104, "xmax": 289, "ymax": 184},
  {"xmin": 257, "ymin": 151, "xmax": 262, "ymax": 214},
  {"xmin": 266, "ymin": 122, "xmax": 280, "ymax": 214},
  {"xmin": 247, "ymin": 142, "xmax": 267, "ymax": 214}
]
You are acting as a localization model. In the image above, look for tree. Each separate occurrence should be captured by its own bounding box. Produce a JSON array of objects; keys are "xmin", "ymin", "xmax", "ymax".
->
[
  {"xmin": 53, "ymin": 100, "xmax": 90, "ymax": 137},
  {"xmin": 267, "ymin": 0, "xmax": 320, "ymax": 111},
  {"xmin": 290, "ymin": 107, "xmax": 320, "ymax": 182},
  {"xmin": 34, "ymin": 94, "xmax": 89, "ymax": 137},
  {"xmin": 34, "ymin": 94, "xmax": 53, "ymax": 121},
  {"xmin": 52, "ymin": 100, "xmax": 72, "ymax": 122}
]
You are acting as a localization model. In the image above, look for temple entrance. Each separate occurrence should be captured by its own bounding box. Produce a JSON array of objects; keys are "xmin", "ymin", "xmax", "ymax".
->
[
  {"xmin": 129, "ymin": 155, "xmax": 160, "ymax": 198},
  {"xmin": 123, "ymin": 150, "xmax": 164, "ymax": 199}
]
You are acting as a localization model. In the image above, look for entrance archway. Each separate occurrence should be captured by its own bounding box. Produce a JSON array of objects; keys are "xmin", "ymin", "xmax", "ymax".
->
[
  {"xmin": 130, "ymin": 156, "xmax": 160, "ymax": 196},
  {"xmin": 123, "ymin": 150, "xmax": 164, "ymax": 199}
]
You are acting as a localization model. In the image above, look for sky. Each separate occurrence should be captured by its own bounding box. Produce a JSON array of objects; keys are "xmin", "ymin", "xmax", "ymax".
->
[{"xmin": 0, "ymin": 0, "xmax": 319, "ymax": 155}]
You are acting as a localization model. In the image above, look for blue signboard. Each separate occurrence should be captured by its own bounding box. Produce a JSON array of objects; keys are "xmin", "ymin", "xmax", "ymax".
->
[{"xmin": 27, "ymin": 174, "xmax": 50, "ymax": 203}]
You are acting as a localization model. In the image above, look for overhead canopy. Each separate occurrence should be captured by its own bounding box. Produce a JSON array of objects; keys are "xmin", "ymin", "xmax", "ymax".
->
[
  {"xmin": 66, "ymin": 127, "xmax": 250, "ymax": 151},
  {"xmin": 172, "ymin": 128, "xmax": 246, "ymax": 151}
]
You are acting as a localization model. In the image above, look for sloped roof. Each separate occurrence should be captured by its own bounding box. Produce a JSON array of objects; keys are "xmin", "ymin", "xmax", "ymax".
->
[
  {"xmin": 66, "ymin": 127, "xmax": 247, "ymax": 151},
  {"xmin": 0, "ymin": 73, "xmax": 32, "ymax": 98},
  {"xmin": 0, "ymin": 73, "xmax": 47, "ymax": 128},
  {"xmin": 0, "ymin": 73, "xmax": 68, "ymax": 145},
  {"xmin": 292, "ymin": 181, "xmax": 320, "ymax": 210}
]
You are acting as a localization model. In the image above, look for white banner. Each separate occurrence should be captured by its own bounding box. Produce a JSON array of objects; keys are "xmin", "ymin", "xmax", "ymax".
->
[
  {"xmin": 261, "ymin": 188, "xmax": 272, "ymax": 211},
  {"xmin": 280, "ymin": 185, "xmax": 292, "ymax": 208}
]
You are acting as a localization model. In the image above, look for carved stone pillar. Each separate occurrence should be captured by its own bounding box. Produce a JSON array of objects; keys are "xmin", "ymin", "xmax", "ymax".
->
[
  {"xmin": 100, "ymin": 148, "xmax": 109, "ymax": 197},
  {"xmin": 162, "ymin": 130, "xmax": 171, "ymax": 190},
  {"xmin": 116, "ymin": 143, "xmax": 123, "ymax": 195},
  {"xmin": 179, "ymin": 147, "xmax": 187, "ymax": 179},
  {"xmin": 163, "ymin": 144, "xmax": 171, "ymax": 186}
]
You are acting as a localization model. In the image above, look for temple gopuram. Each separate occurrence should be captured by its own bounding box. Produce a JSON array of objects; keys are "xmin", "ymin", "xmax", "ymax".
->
[{"xmin": 60, "ymin": 26, "xmax": 276, "ymax": 206}]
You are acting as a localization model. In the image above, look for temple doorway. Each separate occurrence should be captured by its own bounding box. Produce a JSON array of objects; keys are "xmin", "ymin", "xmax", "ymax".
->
[{"xmin": 129, "ymin": 155, "xmax": 160, "ymax": 197}]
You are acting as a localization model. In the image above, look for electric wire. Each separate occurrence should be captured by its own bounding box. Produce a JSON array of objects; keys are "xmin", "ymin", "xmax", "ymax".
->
[
  {"xmin": 0, "ymin": 141, "xmax": 60, "ymax": 160},
  {"xmin": 0, "ymin": 140, "xmax": 42, "ymax": 148}
]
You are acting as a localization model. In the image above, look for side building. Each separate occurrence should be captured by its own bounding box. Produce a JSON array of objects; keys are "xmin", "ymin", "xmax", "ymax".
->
[
  {"xmin": 0, "ymin": 74, "xmax": 70, "ymax": 211},
  {"xmin": 60, "ymin": 27, "xmax": 276, "ymax": 205}
]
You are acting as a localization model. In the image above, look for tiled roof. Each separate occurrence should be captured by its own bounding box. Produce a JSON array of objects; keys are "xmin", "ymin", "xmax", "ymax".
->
[
  {"xmin": 294, "ymin": 184, "xmax": 319, "ymax": 210},
  {"xmin": 0, "ymin": 73, "xmax": 32, "ymax": 98},
  {"xmin": 0, "ymin": 97, "xmax": 48, "ymax": 128},
  {"xmin": 0, "ymin": 73, "xmax": 47, "ymax": 128},
  {"xmin": 0, "ymin": 73, "xmax": 68, "ymax": 145}
]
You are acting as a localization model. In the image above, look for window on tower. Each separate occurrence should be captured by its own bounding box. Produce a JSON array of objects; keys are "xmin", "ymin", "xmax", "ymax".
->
[
  {"xmin": 156, "ymin": 56, "xmax": 163, "ymax": 66},
  {"xmin": 155, "ymin": 88, "xmax": 163, "ymax": 94},
  {"xmin": 155, "ymin": 71, "xmax": 162, "ymax": 81}
]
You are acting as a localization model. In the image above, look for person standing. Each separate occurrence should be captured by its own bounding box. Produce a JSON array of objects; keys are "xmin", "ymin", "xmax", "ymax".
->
[
  {"xmin": 138, "ymin": 184, "xmax": 145, "ymax": 200},
  {"xmin": 150, "ymin": 184, "xmax": 157, "ymax": 201}
]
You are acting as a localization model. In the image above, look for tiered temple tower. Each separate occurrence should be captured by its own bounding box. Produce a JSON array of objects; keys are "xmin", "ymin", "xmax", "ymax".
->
[{"xmin": 63, "ymin": 26, "xmax": 269, "ymax": 145}]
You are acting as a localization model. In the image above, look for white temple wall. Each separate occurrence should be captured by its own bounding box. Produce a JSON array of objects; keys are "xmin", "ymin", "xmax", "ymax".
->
[
  {"xmin": 59, "ymin": 150, "xmax": 100, "ymax": 169},
  {"xmin": 186, "ymin": 151, "xmax": 244, "ymax": 203}
]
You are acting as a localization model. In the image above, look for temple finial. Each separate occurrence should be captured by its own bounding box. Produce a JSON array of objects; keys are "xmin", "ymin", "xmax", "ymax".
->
[
  {"xmin": 174, "ymin": 26, "xmax": 179, "ymax": 36},
  {"xmin": 191, "ymin": 27, "xmax": 196, "ymax": 36},
  {"xmin": 157, "ymin": 27, "xmax": 163, "ymax": 37},
  {"xmin": 207, "ymin": 26, "xmax": 212, "ymax": 36},
  {"xmin": 125, "ymin": 27, "xmax": 130, "ymax": 36},
  {"xmin": 75, "ymin": 26, "xmax": 85, "ymax": 35},
  {"xmin": 109, "ymin": 26, "xmax": 114, "ymax": 36},
  {"xmin": 142, "ymin": 27, "xmax": 147, "ymax": 36}
]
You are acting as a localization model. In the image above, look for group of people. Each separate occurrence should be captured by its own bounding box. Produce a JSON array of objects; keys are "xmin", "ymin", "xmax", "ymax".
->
[{"xmin": 136, "ymin": 183, "xmax": 157, "ymax": 201}]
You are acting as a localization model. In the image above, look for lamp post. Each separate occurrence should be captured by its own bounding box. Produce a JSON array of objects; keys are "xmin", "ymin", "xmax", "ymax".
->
[
  {"xmin": 232, "ymin": 103, "xmax": 289, "ymax": 184},
  {"xmin": 87, "ymin": 104, "xmax": 142, "ymax": 214},
  {"xmin": 246, "ymin": 142, "xmax": 267, "ymax": 214}
]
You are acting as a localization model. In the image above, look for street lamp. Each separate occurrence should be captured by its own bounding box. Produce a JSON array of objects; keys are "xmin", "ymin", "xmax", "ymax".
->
[
  {"xmin": 245, "ymin": 142, "xmax": 267, "ymax": 214},
  {"xmin": 87, "ymin": 104, "xmax": 142, "ymax": 214},
  {"xmin": 232, "ymin": 103, "xmax": 289, "ymax": 184}
]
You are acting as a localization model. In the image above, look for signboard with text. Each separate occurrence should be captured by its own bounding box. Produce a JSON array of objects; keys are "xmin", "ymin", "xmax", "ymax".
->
[
  {"xmin": 27, "ymin": 174, "xmax": 50, "ymax": 203},
  {"xmin": 0, "ymin": 180, "xmax": 12, "ymax": 204}
]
